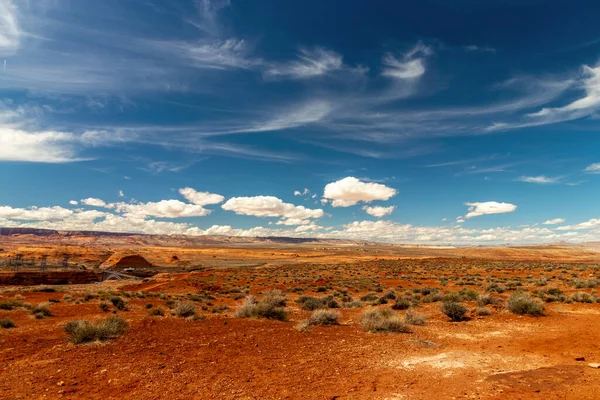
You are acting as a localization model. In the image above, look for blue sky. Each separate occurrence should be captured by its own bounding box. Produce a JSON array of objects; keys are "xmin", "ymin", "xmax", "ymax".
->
[{"xmin": 1, "ymin": 0, "xmax": 600, "ymax": 244}]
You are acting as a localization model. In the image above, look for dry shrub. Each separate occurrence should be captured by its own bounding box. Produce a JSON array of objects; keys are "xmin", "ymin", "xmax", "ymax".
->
[
  {"xmin": 174, "ymin": 302, "xmax": 197, "ymax": 318},
  {"xmin": 360, "ymin": 309, "xmax": 411, "ymax": 333},
  {"xmin": 307, "ymin": 310, "xmax": 341, "ymax": 326},
  {"xmin": 235, "ymin": 294, "xmax": 287, "ymax": 321},
  {"xmin": 441, "ymin": 301, "xmax": 467, "ymax": 322},
  {"xmin": 506, "ymin": 293, "xmax": 545, "ymax": 316},
  {"xmin": 404, "ymin": 310, "xmax": 426, "ymax": 326},
  {"xmin": 64, "ymin": 316, "xmax": 128, "ymax": 344},
  {"xmin": 0, "ymin": 318, "xmax": 15, "ymax": 329}
]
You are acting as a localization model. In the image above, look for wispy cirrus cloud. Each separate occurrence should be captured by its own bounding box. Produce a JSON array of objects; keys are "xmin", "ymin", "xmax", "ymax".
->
[
  {"xmin": 264, "ymin": 47, "xmax": 343, "ymax": 80},
  {"xmin": 516, "ymin": 175, "xmax": 562, "ymax": 184}
]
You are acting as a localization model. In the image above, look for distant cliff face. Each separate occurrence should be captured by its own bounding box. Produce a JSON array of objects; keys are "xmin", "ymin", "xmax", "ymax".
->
[{"xmin": 0, "ymin": 228, "xmax": 59, "ymax": 236}]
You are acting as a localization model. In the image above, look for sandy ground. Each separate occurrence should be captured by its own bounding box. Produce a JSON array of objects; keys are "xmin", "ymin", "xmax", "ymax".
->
[{"xmin": 1, "ymin": 251, "xmax": 600, "ymax": 399}]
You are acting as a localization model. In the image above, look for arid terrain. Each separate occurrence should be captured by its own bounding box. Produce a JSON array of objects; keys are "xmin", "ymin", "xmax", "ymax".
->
[{"xmin": 1, "ymin": 230, "xmax": 600, "ymax": 399}]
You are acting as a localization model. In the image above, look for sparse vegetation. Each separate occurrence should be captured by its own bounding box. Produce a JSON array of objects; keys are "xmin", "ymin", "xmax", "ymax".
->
[
  {"xmin": 307, "ymin": 309, "xmax": 341, "ymax": 326},
  {"xmin": 32, "ymin": 304, "xmax": 53, "ymax": 319},
  {"xmin": 0, "ymin": 318, "xmax": 16, "ymax": 329},
  {"xmin": 506, "ymin": 293, "xmax": 545, "ymax": 316},
  {"xmin": 360, "ymin": 309, "xmax": 411, "ymax": 333},
  {"xmin": 441, "ymin": 301, "xmax": 468, "ymax": 322},
  {"xmin": 64, "ymin": 316, "xmax": 128, "ymax": 344},
  {"xmin": 235, "ymin": 293, "xmax": 287, "ymax": 321},
  {"xmin": 174, "ymin": 302, "xmax": 197, "ymax": 318}
]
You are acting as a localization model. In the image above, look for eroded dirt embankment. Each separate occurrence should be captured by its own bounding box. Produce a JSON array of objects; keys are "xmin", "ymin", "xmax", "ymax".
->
[{"xmin": 0, "ymin": 271, "xmax": 99, "ymax": 286}]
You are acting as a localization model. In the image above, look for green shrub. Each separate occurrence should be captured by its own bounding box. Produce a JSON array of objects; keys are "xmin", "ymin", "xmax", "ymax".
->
[
  {"xmin": 109, "ymin": 296, "xmax": 126, "ymax": 310},
  {"xmin": 296, "ymin": 296, "xmax": 323, "ymax": 311},
  {"xmin": 391, "ymin": 298, "xmax": 411, "ymax": 310},
  {"xmin": 149, "ymin": 307, "xmax": 164, "ymax": 316},
  {"xmin": 360, "ymin": 309, "xmax": 411, "ymax": 333},
  {"xmin": 0, "ymin": 318, "xmax": 15, "ymax": 329},
  {"xmin": 32, "ymin": 304, "xmax": 53, "ymax": 319},
  {"xmin": 307, "ymin": 310, "xmax": 341, "ymax": 326},
  {"xmin": 441, "ymin": 301, "xmax": 468, "ymax": 322},
  {"xmin": 64, "ymin": 316, "xmax": 128, "ymax": 344},
  {"xmin": 506, "ymin": 293, "xmax": 545, "ymax": 316}
]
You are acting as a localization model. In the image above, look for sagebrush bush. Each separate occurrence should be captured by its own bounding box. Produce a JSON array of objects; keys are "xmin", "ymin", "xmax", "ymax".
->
[
  {"xmin": 477, "ymin": 294, "xmax": 495, "ymax": 307},
  {"xmin": 110, "ymin": 296, "xmax": 126, "ymax": 310},
  {"xmin": 307, "ymin": 310, "xmax": 341, "ymax": 326},
  {"xmin": 476, "ymin": 307, "xmax": 493, "ymax": 316},
  {"xmin": 404, "ymin": 310, "xmax": 426, "ymax": 326},
  {"xmin": 296, "ymin": 296, "xmax": 324, "ymax": 311},
  {"xmin": 174, "ymin": 302, "xmax": 197, "ymax": 318},
  {"xmin": 64, "ymin": 316, "xmax": 128, "ymax": 344},
  {"xmin": 0, "ymin": 299, "xmax": 26, "ymax": 310},
  {"xmin": 99, "ymin": 301, "xmax": 110, "ymax": 312},
  {"xmin": 360, "ymin": 309, "xmax": 411, "ymax": 333},
  {"xmin": 149, "ymin": 307, "xmax": 164, "ymax": 316},
  {"xmin": 0, "ymin": 318, "xmax": 16, "ymax": 329},
  {"xmin": 441, "ymin": 301, "xmax": 468, "ymax": 322},
  {"xmin": 235, "ymin": 294, "xmax": 287, "ymax": 321},
  {"xmin": 32, "ymin": 304, "xmax": 53, "ymax": 319},
  {"xmin": 506, "ymin": 293, "xmax": 545, "ymax": 316},
  {"xmin": 392, "ymin": 298, "xmax": 411, "ymax": 310}
]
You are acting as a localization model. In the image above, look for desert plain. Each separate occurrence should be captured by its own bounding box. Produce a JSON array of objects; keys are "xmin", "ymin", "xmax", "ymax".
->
[{"xmin": 1, "ymin": 229, "xmax": 600, "ymax": 399}]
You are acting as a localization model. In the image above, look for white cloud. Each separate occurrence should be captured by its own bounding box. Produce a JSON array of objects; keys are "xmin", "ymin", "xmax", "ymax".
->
[
  {"xmin": 323, "ymin": 177, "xmax": 397, "ymax": 207},
  {"xmin": 69, "ymin": 200, "xmax": 78, "ymax": 205},
  {"xmin": 118, "ymin": 190, "xmax": 125, "ymax": 198},
  {"xmin": 81, "ymin": 198, "xmax": 110, "ymax": 208},
  {"xmin": 0, "ymin": 127, "xmax": 84, "ymax": 163},
  {"xmin": 114, "ymin": 200, "xmax": 212, "ymax": 218},
  {"xmin": 543, "ymin": 218, "xmax": 565, "ymax": 225},
  {"xmin": 516, "ymin": 175, "xmax": 560, "ymax": 184},
  {"xmin": 363, "ymin": 205, "xmax": 395, "ymax": 218},
  {"xmin": 264, "ymin": 47, "xmax": 343, "ymax": 79},
  {"xmin": 178, "ymin": 187, "xmax": 224, "ymax": 206},
  {"xmin": 222, "ymin": 196, "xmax": 323, "ymax": 225},
  {"xmin": 0, "ymin": 205, "xmax": 73, "ymax": 221},
  {"xmin": 382, "ymin": 41, "xmax": 432, "ymax": 80},
  {"xmin": 0, "ymin": 0, "xmax": 20, "ymax": 56},
  {"xmin": 464, "ymin": 201, "xmax": 517, "ymax": 219},
  {"xmin": 488, "ymin": 64, "xmax": 600, "ymax": 131},
  {"xmin": 584, "ymin": 163, "xmax": 600, "ymax": 174},
  {"xmin": 556, "ymin": 218, "xmax": 600, "ymax": 231},
  {"xmin": 294, "ymin": 188, "xmax": 310, "ymax": 196}
]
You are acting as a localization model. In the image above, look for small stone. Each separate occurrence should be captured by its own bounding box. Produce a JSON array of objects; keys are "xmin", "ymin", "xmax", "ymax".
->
[
  {"xmin": 57, "ymin": 381, "xmax": 65, "ymax": 387},
  {"xmin": 589, "ymin": 363, "xmax": 600, "ymax": 369},
  {"xmin": 575, "ymin": 357, "xmax": 585, "ymax": 361}
]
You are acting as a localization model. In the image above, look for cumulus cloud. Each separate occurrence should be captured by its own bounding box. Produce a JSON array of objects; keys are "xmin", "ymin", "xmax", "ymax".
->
[
  {"xmin": 114, "ymin": 200, "xmax": 212, "ymax": 218},
  {"xmin": 179, "ymin": 187, "xmax": 224, "ymax": 206},
  {"xmin": 0, "ymin": 205, "xmax": 73, "ymax": 221},
  {"xmin": 363, "ymin": 205, "xmax": 395, "ymax": 218},
  {"xmin": 464, "ymin": 201, "xmax": 517, "ymax": 219},
  {"xmin": 81, "ymin": 198, "xmax": 111, "ymax": 208},
  {"xmin": 221, "ymin": 196, "xmax": 323, "ymax": 225},
  {"xmin": 584, "ymin": 163, "xmax": 600, "ymax": 174},
  {"xmin": 543, "ymin": 218, "xmax": 565, "ymax": 225},
  {"xmin": 69, "ymin": 200, "xmax": 78, "ymax": 205},
  {"xmin": 264, "ymin": 47, "xmax": 343, "ymax": 79},
  {"xmin": 516, "ymin": 175, "xmax": 560, "ymax": 184},
  {"xmin": 556, "ymin": 218, "xmax": 600, "ymax": 231},
  {"xmin": 323, "ymin": 177, "xmax": 397, "ymax": 207}
]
